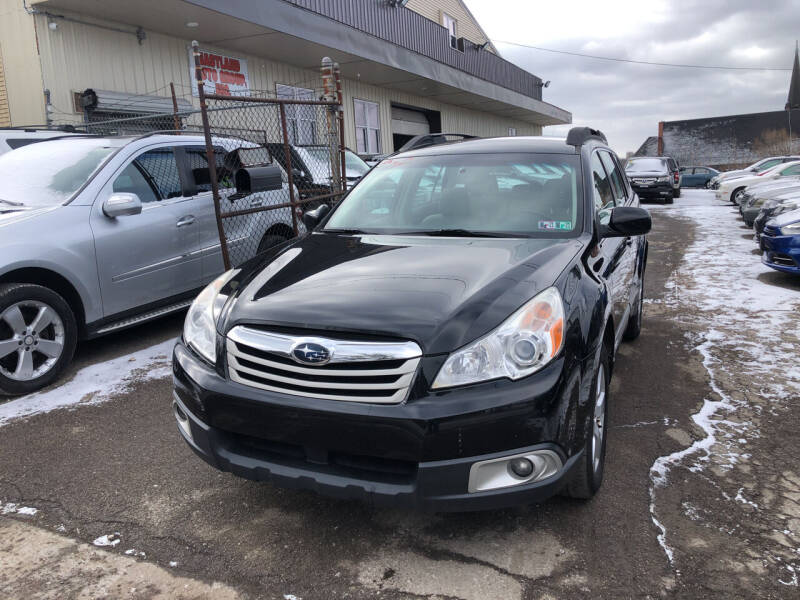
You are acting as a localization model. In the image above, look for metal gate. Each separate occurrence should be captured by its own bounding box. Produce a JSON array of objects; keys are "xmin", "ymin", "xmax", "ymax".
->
[{"xmin": 192, "ymin": 42, "xmax": 347, "ymax": 269}]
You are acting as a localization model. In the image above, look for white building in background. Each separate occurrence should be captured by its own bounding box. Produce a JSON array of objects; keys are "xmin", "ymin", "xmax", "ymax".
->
[{"xmin": 0, "ymin": 0, "xmax": 570, "ymax": 156}]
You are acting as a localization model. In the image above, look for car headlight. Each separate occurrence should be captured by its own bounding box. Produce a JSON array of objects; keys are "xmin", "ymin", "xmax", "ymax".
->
[
  {"xmin": 184, "ymin": 269, "xmax": 239, "ymax": 363},
  {"xmin": 432, "ymin": 287, "xmax": 565, "ymax": 389},
  {"xmin": 780, "ymin": 221, "xmax": 800, "ymax": 234},
  {"xmin": 657, "ymin": 176, "xmax": 670, "ymax": 183}
]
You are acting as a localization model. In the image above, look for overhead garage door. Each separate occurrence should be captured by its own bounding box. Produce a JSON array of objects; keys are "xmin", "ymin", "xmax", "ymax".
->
[
  {"xmin": 391, "ymin": 106, "xmax": 430, "ymax": 151},
  {"xmin": 391, "ymin": 107, "xmax": 430, "ymax": 137}
]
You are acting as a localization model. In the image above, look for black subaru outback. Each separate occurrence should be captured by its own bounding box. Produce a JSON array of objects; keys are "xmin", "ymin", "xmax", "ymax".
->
[{"xmin": 173, "ymin": 128, "xmax": 651, "ymax": 511}]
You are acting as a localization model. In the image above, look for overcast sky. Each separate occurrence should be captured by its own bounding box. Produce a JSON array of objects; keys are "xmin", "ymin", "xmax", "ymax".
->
[{"xmin": 464, "ymin": 0, "xmax": 800, "ymax": 155}]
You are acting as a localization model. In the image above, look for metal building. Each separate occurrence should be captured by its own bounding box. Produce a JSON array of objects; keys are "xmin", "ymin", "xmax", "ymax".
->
[{"xmin": 0, "ymin": 0, "xmax": 571, "ymax": 155}]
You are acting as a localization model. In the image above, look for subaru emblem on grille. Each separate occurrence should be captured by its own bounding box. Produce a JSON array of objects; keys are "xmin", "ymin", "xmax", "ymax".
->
[{"xmin": 291, "ymin": 341, "xmax": 332, "ymax": 365}]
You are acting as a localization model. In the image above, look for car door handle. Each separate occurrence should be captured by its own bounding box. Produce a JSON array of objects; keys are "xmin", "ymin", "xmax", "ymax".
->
[
  {"xmin": 176, "ymin": 215, "xmax": 195, "ymax": 227},
  {"xmin": 250, "ymin": 198, "xmax": 263, "ymax": 207}
]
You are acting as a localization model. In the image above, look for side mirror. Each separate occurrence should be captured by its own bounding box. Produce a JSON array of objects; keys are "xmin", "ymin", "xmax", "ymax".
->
[
  {"xmin": 291, "ymin": 168, "xmax": 304, "ymax": 180},
  {"xmin": 599, "ymin": 206, "xmax": 651, "ymax": 238},
  {"xmin": 103, "ymin": 193, "xmax": 142, "ymax": 218},
  {"xmin": 234, "ymin": 165, "xmax": 282, "ymax": 194},
  {"xmin": 302, "ymin": 204, "xmax": 330, "ymax": 230}
]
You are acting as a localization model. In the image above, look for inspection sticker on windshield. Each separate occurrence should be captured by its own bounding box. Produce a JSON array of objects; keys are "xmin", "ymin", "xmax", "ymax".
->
[{"xmin": 538, "ymin": 220, "xmax": 572, "ymax": 230}]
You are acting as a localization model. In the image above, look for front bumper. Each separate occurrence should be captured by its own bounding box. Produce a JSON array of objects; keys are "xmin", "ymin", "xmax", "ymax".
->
[
  {"xmin": 761, "ymin": 231, "xmax": 800, "ymax": 274},
  {"xmin": 631, "ymin": 181, "xmax": 672, "ymax": 199},
  {"xmin": 172, "ymin": 341, "xmax": 589, "ymax": 511}
]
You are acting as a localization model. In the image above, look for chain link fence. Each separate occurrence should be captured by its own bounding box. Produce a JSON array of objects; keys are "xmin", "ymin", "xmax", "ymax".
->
[
  {"xmin": 46, "ymin": 50, "xmax": 347, "ymax": 270},
  {"xmin": 194, "ymin": 93, "xmax": 345, "ymax": 268}
]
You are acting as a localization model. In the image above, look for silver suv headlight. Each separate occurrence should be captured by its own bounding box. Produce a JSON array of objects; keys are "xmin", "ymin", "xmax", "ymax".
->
[
  {"xmin": 184, "ymin": 269, "xmax": 238, "ymax": 363},
  {"xmin": 432, "ymin": 287, "xmax": 565, "ymax": 389}
]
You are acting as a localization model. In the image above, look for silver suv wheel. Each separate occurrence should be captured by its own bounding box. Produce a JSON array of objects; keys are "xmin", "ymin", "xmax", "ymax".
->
[{"xmin": 0, "ymin": 300, "xmax": 65, "ymax": 381}]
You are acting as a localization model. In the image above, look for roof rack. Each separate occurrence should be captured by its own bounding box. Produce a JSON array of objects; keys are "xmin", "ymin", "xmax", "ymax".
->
[
  {"xmin": 565, "ymin": 127, "xmax": 607, "ymax": 148},
  {"xmin": 395, "ymin": 133, "xmax": 478, "ymax": 154},
  {"xmin": 0, "ymin": 124, "xmax": 86, "ymax": 133}
]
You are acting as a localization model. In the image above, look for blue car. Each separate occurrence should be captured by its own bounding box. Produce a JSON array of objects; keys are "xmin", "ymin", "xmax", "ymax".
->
[
  {"xmin": 761, "ymin": 207, "xmax": 800, "ymax": 274},
  {"xmin": 678, "ymin": 166, "xmax": 720, "ymax": 188}
]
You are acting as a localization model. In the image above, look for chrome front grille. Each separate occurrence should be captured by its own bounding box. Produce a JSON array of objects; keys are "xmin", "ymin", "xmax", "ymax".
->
[{"xmin": 226, "ymin": 326, "xmax": 421, "ymax": 404}]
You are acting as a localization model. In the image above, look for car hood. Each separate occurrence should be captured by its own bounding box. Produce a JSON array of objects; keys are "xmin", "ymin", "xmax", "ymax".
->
[
  {"xmin": 0, "ymin": 206, "xmax": 59, "ymax": 228},
  {"xmin": 757, "ymin": 183, "xmax": 800, "ymax": 199},
  {"xmin": 220, "ymin": 233, "xmax": 584, "ymax": 354},
  {"xmin": 772, "ymin": 208, "xmax": 800, "ymax": 228},
  {"xmin": 722, "ymin": 174, "xmax": 767, "ymax": 190}
]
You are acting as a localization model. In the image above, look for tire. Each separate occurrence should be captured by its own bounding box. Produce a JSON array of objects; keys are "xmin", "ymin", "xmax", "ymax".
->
[
  {"xmin": 673, "ymin": 187, "xmax": 681, "ymax": 198},
  {"xmin": 563, "ymin": 345, "xmax": 610, "ymax": 499},
  {"xmin": 0, "ymin": 283, "xmax": 78, "ymax": 396},
  {"xmin": 623, "ymin": 267, "xmax": 644, "ymax": 341},
  {"xmin": 730, "ymin": 188, "xmax": 744, "ymax": 204},
  {"xmin": 257, "ymin": 233, "xmax": 290, "ymax": 254}
]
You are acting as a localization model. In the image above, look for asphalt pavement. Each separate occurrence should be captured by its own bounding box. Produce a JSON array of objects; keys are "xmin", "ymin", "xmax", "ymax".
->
[{"xmin": 1, "ymin": 191, "xmax": 798, "ymax": 599}]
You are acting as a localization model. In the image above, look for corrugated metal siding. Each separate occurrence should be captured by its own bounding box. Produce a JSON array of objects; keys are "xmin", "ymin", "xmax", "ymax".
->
[
  {"xmin": 35, "ymin": 12, "xmax": 540, "ymax": 151},
  {"xmin": 0, "ymin": 0, "xmax": 46, "ymax": 126},
  {"xmin": 405, "ymin": 0, "xmax": 494, "ymax": 52},
  {"xmin": 285, "ymin": 0, "xmax": 541, "ymax": 99},
  {"xmin": 0, "ymin": 44, "xmax": 10, "ymax": 127}
]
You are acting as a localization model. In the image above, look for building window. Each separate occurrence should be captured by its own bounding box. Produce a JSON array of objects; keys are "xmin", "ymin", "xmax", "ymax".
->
[
  {"xmin": 276, "ymin": 83, "xmax": 317, "ymax": 144},
  {"xmin": 354, "ymin": 99, "xmax": 381, "ymax": 155},
  {"xmin": 442, "ymin": 13, "xmax": 459, "ymax": 50},
  {"xmin": 508, "ymin": 127, "xmax": 517, "ymax": 137}
]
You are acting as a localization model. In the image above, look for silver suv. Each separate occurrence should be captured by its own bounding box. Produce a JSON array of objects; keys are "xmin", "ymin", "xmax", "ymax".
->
[{"xmin": 0, "ymin": 134, "xmax": 301, "ymax": 395}]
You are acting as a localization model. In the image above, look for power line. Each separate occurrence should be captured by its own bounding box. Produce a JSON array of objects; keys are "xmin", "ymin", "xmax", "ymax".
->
[{"xmin": 494, "ymin": 40, "xmax": 792, "ymax": 71}]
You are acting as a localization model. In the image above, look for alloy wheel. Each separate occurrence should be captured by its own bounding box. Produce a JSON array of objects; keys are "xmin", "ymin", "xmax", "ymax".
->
[
  {"xmin": 0, "ymin": 300, "xmax": 65, "ymax": 382},
  {"xmin": 592, "ymin": 364, "xmax": 607, "ymax": 473}
]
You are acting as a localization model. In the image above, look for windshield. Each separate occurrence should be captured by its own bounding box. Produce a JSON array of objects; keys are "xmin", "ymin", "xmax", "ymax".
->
[
  {"xmin": 324, "ymin": 153, "xmax": 582, "ymax": 237},
  {"xmin": 625, "ymin": 158, "xmax": 667, "ymax": 173},
  {"xmin": 0, "ymin": 138, "xmax": 117, "ymax": 206},
  {"xmin": 297, "ymin": 146, "xmax": 370, "ymax": 179}
]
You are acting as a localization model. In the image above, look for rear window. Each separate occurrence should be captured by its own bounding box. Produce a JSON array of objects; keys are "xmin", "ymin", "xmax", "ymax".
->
[{"xmin": 625, "ymin": 158, "xmax": 667, "ymax": 173}]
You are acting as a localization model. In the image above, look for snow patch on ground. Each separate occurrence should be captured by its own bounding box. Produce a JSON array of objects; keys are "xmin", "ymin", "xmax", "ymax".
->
[
  {"xmin": 646, "ymin": 190, "xmax": 800, "ymax": 568},
  {"xmin": 92, "ymin": 533, "xmax": 121, "ymax": 547},
  {"xmin": 1, "ymin": 502, "xmax": 38, "ymax": 516},
  {"xmin": 0, "ymin": 338, "xmax": 175, "ymax": 427}
]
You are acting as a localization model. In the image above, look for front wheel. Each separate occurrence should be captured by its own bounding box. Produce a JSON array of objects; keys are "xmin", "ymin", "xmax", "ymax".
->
[
  {"xmin": 562, "ymin": 346, "xmax": 610, "ymax": 499},
  {"xmin": 0, "ymin": 283, "xmax": 78, "ymax": 396},
  {"xmin": 673, "ymin": 187, "xmax": 681, "ymax": 198}
]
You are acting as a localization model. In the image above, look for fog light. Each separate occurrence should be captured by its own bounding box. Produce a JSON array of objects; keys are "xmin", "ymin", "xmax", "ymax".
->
[
  {"xmin": 509, "ymin": 457, "xmax": 533, "ymax": 478},
  {"xmin": 467, "ymin": 449, "xmax": 563, "ymax": 493}
]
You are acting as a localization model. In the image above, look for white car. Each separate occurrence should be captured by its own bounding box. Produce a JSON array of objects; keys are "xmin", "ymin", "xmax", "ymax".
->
[
  {"xmin": 709, "ymin": 156, "xmax": 800, "ymax": 189},
  {"xmin": 716, "ymin": 160, "xmax": 800, "ymax": 203}
]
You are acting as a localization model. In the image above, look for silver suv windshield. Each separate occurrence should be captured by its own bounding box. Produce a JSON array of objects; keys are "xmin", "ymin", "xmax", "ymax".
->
[
  {"xmin": 0, "ymin": 138, "xmax": 119, "ymax": 207},
  {"xmin": 324, "ymin": 153, "xmax": 582, "ymax": 237}
]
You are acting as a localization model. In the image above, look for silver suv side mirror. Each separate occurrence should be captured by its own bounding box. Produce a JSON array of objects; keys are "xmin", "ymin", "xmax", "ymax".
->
[{"xmin": 103, "ymin": 193, "xmax": 142, "ymax": 218}]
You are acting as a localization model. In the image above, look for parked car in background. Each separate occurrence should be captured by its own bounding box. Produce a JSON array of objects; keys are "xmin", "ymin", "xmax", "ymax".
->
[
  {"xmin": 678, "ymin": 166, "xmax": 719, "ymax": 188},
  {"xmin": 761, "ymin": 207, "xmax": 800, "ymax": 274},
  {"xmin": 0, "ymin": 127, "xmax": 84, "ymax": 155},
  {"xmin": 173, "ymin": 127, "xmax": 652, "ymax": 509},
  {"xmin": 625, "ymin": 156, "xmax": 677, "ymax": 203},
  {"xmin": 755, "ymin": 197, "xmax": 800, "ymax": 241},
  {"xmin": 0, "ymin": 134, "xmax": 296, "ymax": 395},
  {"xmin": 717, "ymin": 160, "xmax": 800, "ymax": 204},
  {"xmin": 265, "ymin": 143, "xmax": 370, "ymax": 199},
  {"xmin": 709, "ymin": 156, "xmax": 800, "ymax": 189}
]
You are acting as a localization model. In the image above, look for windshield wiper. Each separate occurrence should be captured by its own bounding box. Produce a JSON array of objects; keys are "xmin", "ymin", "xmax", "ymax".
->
[
  {"xmin": 0, "ymin": 198, "xmax": 24, "ymax": 207},
  {"xmin": 417, "ymin": 229, "xmax": 512, "ymax": 238},
  {"xmin": 324, "ymin": 228, "xmax": 368, "ymax": 234}
]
